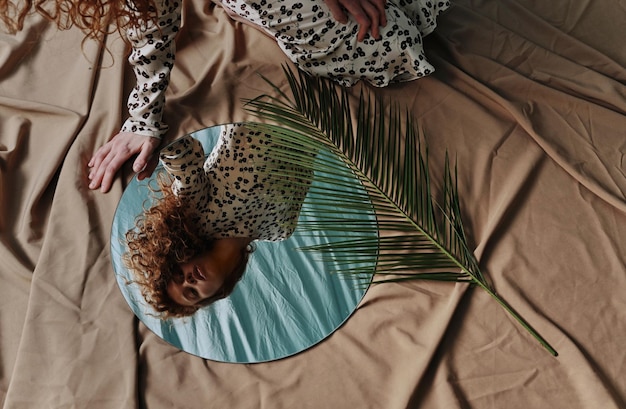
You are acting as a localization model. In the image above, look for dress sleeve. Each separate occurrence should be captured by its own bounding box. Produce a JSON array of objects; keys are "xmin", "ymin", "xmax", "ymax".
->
[
  {"xmin": 121, "ymin": 0, "xmax": 182, "ymax": 139},
  {"xmin": 159, "ymin": 136, "xmax": 209, "ymax": 198}
]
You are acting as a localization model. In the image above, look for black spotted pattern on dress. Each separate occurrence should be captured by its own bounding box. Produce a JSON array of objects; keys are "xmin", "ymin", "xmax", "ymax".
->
[
  {"xmin": 122, "ymin": 0, "xmax": 450, "ymax": 138},
  {"xmin": 159, "ymin": 124, "xmax": 312, "ymax": 241},
  {"xmin": 221, "ymin": 0, "xmax": 451, "ymax": 86},
  {"xmin": 122, "ymin": 0, "xmax": 181, "ymax": 139}
]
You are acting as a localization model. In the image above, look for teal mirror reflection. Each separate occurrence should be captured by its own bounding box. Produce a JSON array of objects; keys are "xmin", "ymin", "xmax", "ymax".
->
[{"xmin": 111, "ymin": 125, "xmax": 375, "ymax": 363}]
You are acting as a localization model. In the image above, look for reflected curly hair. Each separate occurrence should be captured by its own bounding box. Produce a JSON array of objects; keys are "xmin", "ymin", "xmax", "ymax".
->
[
  {"xmin": 123, "ymin": 174, "xmax": 252, "ymax": 319},
  {"xmin": 0, "ymin": 0, "xmax": 157, "ymax": 41}
]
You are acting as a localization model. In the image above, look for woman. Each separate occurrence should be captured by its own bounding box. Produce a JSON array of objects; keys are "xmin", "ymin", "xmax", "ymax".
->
[
  {"xmin": 3, "ymin": 0, "xmax": 448, "ymax": 315},
  {"xmin": 2, "ymin": 0, "xmax": 448, "ymax": 192},
  {"xmin": 124, "ymin": 123, "xmax": 312, "ymax": 317}
]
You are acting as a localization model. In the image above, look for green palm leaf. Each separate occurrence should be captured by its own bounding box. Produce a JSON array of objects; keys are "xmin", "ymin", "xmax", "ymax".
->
[{"xmin": 242, "ymin": 66, "xmax": 557, "ymax": 356}]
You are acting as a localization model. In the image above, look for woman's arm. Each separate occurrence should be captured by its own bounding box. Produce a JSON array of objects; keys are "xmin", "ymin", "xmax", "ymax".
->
[
  {"xmin": 122, "ymin": 0, "xmax": 181, "ymax": 139},
  {"xmin": 88, "ymin": 0, "xmax": 182, "ymax": 193}
]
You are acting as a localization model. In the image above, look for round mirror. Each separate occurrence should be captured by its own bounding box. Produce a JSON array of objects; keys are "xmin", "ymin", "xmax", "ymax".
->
[{"xmin": 111, "ymin": 124, "xmax": 375, "ymax": 363}]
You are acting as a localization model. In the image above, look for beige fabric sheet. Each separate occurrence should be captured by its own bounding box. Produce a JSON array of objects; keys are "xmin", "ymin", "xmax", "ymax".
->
[{"xmin": 1, "ymin": 0, "xmax": 625, "ymax": 407}]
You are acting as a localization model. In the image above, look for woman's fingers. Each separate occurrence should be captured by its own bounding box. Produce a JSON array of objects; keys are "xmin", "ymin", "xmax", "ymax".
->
[
  {"xmin": 88, "ymin": 132, "xmax": 159, "ymax": 193},
  {"xmin": 98, "ymin": 152, "xmax": 130, "ymax": 193},
  {"xmin": 357, "ymin": 0, "xmax": 380, "ymax": 40},
  {"xmin": 135, "ymin": 138, "xmax": 161, "ymax": 180},
  {"xmin": 372, "ymin": 0, "xmax": 386, "ymax": 27},
  {"xmin": 133, "ymin": 141, "xmax": 154, "ymax": 173},
  {"xmin": 324, "ymin": 0, "xmax": 387, "ymax": 41},
  {"xmin": 137, "ymin": 154, "xmax": 159, "ymax": 181},
  {"xmin": 324, "ymin": 0, "xmax": 349, "ymax": 23}
]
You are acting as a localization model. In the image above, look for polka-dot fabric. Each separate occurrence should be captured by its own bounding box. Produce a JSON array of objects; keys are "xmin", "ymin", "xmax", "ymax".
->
[
  {"xmin": 121, "ymin": 0, "xmax": 450, "ymax": 139},
  {"xmin": 122, "ymin": 0, "xmax": 181, "ymax": 139},
  {"xmin": 221, "ymin": 0, "xmax": 451, "ymax": 87},
  {"xmin": 159, "ymin": 123, "xmax": 312, "ymax": 241}
]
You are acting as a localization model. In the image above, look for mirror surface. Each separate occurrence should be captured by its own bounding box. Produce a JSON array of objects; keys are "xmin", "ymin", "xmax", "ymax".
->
[{"xmin": 111, "ymin": 125, "xmax": 375, "ymax": 363}]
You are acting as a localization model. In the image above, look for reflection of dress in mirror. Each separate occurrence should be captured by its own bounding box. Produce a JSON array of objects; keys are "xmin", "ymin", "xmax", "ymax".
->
[{"xmin": 124, "ymin": 123, "xmax": 312, "ymax": 318}]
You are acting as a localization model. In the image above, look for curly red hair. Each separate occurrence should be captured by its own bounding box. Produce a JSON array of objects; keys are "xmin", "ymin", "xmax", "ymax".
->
[
  {"xmin": 124, "ymin": 173, "xmax": 253, "ymax": 319},
  {"xmin": 123, "ymin": 174, "xmax": 215, "ymax": 318},
  {"xmin": 0, "ymin": 0, "xmax": 157, "ymax": 40}
]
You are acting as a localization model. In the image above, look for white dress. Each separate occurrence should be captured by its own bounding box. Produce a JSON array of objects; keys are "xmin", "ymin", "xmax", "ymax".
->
[
  {"xmin": 220, "ymin": 0, "xmax": 451, "ymax": 86},
  {"xmin": 159, "ymin": 124, "xmax": 312, "ymax": 241},
  {"xmin": 121, "ymin": 0, "xmax": 450, "ymax": 139}
]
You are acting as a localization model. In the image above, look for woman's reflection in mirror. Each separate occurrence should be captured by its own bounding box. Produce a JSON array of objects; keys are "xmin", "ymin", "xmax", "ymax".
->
[{"xmin": 124, "ymin": 124, "xmax": 311, "ymax": 318}]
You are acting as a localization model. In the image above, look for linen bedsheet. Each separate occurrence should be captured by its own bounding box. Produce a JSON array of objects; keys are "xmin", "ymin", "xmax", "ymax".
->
[{"xmin": 1, "ymin": 0, "xmax": 625, "ymax": 408}]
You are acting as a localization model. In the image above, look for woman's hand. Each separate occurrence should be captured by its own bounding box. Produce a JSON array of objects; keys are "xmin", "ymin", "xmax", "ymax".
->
[
  {"xmin": 88, "ymin": 132, "xmax": 160, "ymax": 193},
  {"xmin": 324, "ymin": 0, "xmax": 387, "ymax": 41}
]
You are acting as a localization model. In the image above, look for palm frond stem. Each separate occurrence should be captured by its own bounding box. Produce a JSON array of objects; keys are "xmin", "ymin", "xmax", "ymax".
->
[{"xmin": 243, "ymin": 67, "xmax": 558, "ymax": 356}]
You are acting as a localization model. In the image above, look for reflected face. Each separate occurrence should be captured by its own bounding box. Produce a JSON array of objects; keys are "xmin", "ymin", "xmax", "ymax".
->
[{"xmin": 167, "ymin": 239, "xmax": 248, "ymax": 307}]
